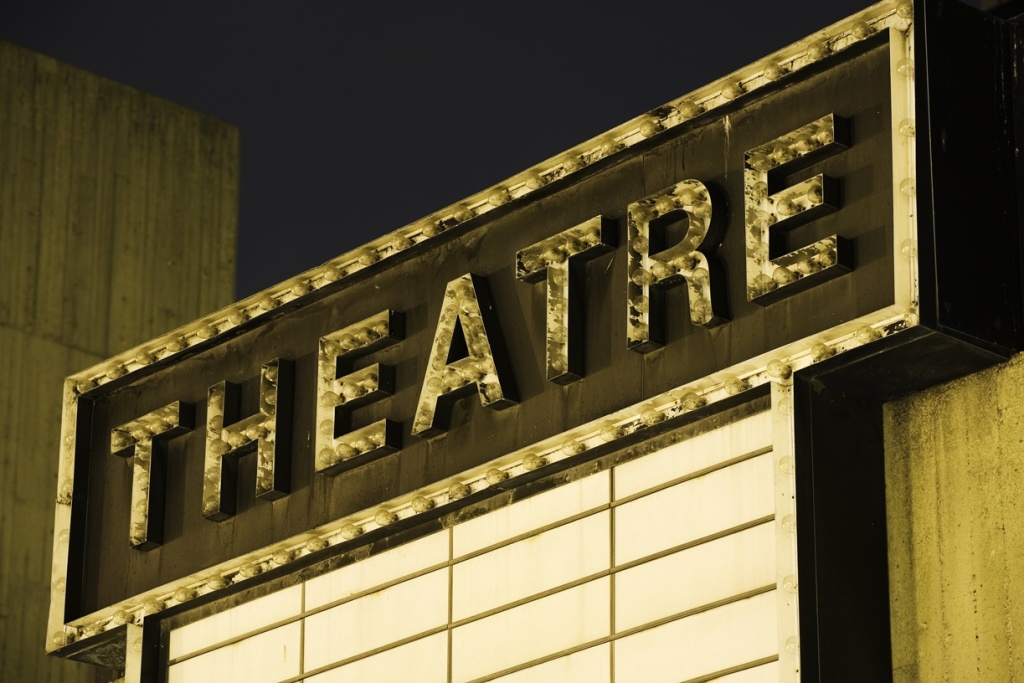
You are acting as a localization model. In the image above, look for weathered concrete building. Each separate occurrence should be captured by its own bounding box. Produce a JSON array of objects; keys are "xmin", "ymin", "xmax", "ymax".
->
[{"xmin": 0, "ymin": 41, "xmax": 238, "ymax": 681}]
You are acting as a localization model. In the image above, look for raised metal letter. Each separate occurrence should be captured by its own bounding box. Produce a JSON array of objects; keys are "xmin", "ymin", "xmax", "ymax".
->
[
  {"xmin": 745, "ymin": 113, "xmax": 851, "ymax": 303},
  {"xmin": 110, "ymin": 402, "xmax": 194, "ymax": 549},
  {"xmin": 516, "ymin": 216, "xmax": 614, "ymax": 383},
  {"xmin": 627, "ymin": 179, "xmax": 726, "ymax": 352},
  {"xmin": 315, "ymin": 310, "xmax": 403, "ymax": 475},
  {"xmin": 203, "ymin": 358, "xmax": 293, "ymax": 521},
  {"xmin": 413, "ymin": 274, "xmax": 517, "ymax": 437}
]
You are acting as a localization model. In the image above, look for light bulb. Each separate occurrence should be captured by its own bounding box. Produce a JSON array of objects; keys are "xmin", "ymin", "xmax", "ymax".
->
[
  {"xmin": 763, "ymin": 61, "xmax": 787, "ymax": 81},
  {"xmin": 523, "ymin": 454, "xmax": 547, "ymax": 470},
  {"xmin": 306, "ymin": 538, "xmax": 328, "ymax": 552},
  {"xmin": 639, "ymin": 119, "xmax": 661, "ymax": 137},
  {"xmin": 601, "ymin": 424, "xmax": 626, "ymax": 441},
  {"xmin": 677, "ymin": 101, "xmax": 703, "ymax": 119},
  {"xmin": 392, "ymin": 234, "xmax": 414, "ymax": 251},
  {"xmin": 487, "ymin": 188, "xmax": 510, "ymax": 206},
  {"xmin": 485, "ymin": 468, "xmax": 508, "ymax": 485},
  {"xmin": 356, "ymin": 249, "xmax": 378, "ymax": 266},
  {"xmin": 412, "ymin": 496, "xmax": 435, "ymax": 513},
  {"xmin": 561, "ymin": 440, "xmax": 587, "ymax": 456},
  {"xmin": 806, "ymin": 38, "xmax": 830, "ymax": 62},
  {"xmin": 776, "ymin": 198, "xmax": 799, "ymax": 217},
  {"xmin": 524, "ymin": 171, "xmax": 547, "ymax": 189},
  {"xmin": 721, "ymin": 79, "xmax": 744, "ymax": 100},
  {"xmin": 767, "ymin": 360, "xmax": 793, "ymax": 380},
  {"xmin": 640, "ymin": 409, "xmax": 664, "ymax": 426},
  {"xmin": 772, "ymin": 266, "xmax": 799, "ymax": 285},
  {"xmin": 851, "ymin": 20, "xmax": 874, "ymax": 39},
  {"xmin": 631, "ymin": 269, "xmax": 656, "ymax": 287}
]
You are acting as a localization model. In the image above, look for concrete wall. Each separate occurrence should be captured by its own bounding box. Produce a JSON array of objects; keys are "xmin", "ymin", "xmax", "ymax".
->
[
  {"xmin": 885, "ymin": 352, "xmax": 1024, "ymax": 681},
  {"xmin": 0, "ymin": 41, "xmax": 237, "ymax": 682}
]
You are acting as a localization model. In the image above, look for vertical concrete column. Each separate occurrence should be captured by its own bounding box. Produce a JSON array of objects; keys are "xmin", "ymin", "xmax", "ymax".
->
[
  {"xmin": 0, "ymin": 41, "xmax": 237, "ymax": 682},
  {"xmin": 885, "ymin": 353, "xmax": 1024, "ymax": 682}
]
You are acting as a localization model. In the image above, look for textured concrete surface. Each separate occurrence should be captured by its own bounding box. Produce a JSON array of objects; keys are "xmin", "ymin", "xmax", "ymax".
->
[
  {"xmin": 885, "ymin": 352, "xmax": 1024, "ymax": 682},
  {"xmin": 0, "ymin": 41, "xmax": 237, "ymax": 682}
]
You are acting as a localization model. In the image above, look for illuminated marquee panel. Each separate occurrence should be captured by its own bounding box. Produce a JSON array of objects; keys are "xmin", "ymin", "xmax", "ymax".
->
[
  {"xmin": 47, "ymin": 2, "xmax": 1024, "ymax": 682},
  {"xmin": 161, "ymin": 409, "xmax": 789, "ymax": 683}
]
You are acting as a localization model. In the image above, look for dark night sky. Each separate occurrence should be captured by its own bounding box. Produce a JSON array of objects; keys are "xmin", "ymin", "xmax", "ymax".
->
[{"xmin": 0, "ymin": 1, "xmax": 980, "ymax": 298}]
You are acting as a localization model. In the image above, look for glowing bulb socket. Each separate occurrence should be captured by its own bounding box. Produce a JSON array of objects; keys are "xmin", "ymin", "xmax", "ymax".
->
[
  {"xmin": 142, "ymin": 599, "xmax": 164, "ymax": 615},
  {"xmin": 306, "ymin": 537, "xmax": 328, "ymax": 552},
  {"xmin": 852, "ymin": 21, "xmax": 874, "ymax": 39},
  {"xmin": 485, "ymin": 468, "xmax": 509, "ymax": 485},
  {"xmin": 856, "ymin": 326, "xmax": 882, "ymax": 344},
  {"xmin": 677, "ymin": 101, "xmax": 704, "ymax": 119},
  {"xmin": 721, "ymin": 80, "xmax": 744, "ymax": 100},
  {"xmin": 374, "ymin": 509, "xmax": 397, "ymax": 526},
  {"xmin": 524, "ymin": 171, "xmax": 547, "ymax": 189},
  {"xmin": 640, "ymin": 409, "xmax": 665, "ymax": 427},
  {"xmin": 356, "ymin": 249, "xmax": 378, "ymax": 266},
  {"xmin": 335, "ymin": 444, "xmax": 360, "ymax": 464},
  {"xmin": 681, "ymin": 392, "xmax": 707, "ymax": 410},
  {"xmin": 810, "ymin": 343, "xmax": 835, "ymax": 362},
  {"xmin": 75, "ymin": 379, "xmax": 97, "ymax": 395},
  {"xmin": 392, "ymin": 234, "xmax": 415, "ymax": 251},
  {"xmin": 562, "ymin": 155, "xmax": 583, "ymax": 173},
  {"xmin": 205, "ymin": 577, "xmax": 228, "ymax": 591},
  {"xmin": 639, "ymin": 119, "xmax": 662, "ymax": 137},
  {"xmin": 106, "ymin": 365, "xmax": 128, "ymax": 380},
  {"xmin": 321, "ymin": 265, "xmax": 342, "ymax": 282},
  {"xmin": 724, "ymin": 376, "xmax": 750, "ymax": 395},
  {"xmin": 807, "ymin": 39, "xmax": 830, "ymax": 62},
  {"xmin": 767, "ymin": 360, "xmax": 793, "ymax": 380},
  {"xmin": 600, "ymin": 425, "xmax": 626, "ymax": 441},
  {"xmin": 340, "ymin": 524, "xmax": 363, "ymax": 540},
  {"xmin": 599, "ymin": 137, "xmax": 623, "ymax": 157},
  {"xmin": 272, "ymin": 550, "xmax": 293, "ymax": 565},
  {"xmin": 411, "ymin": 496, "xmax": 435, "ymax": 513},
  {"xmin": 448, "ymin": 482, "xmax": 471, "ymax": 500},
  {"xmin": 523, "ymin": 454, "xmax": 547, "ymax": 470},
  {"xmin": 237, "ymin": 564, "xmax": 262, "ymax": 579},
  {"xmin": 763, "ymin": 62, "xmax": 787, "ymax": 81},
  {"xmin": 487, "ymin": 188, "xmax": 510, "ymax": 206}
]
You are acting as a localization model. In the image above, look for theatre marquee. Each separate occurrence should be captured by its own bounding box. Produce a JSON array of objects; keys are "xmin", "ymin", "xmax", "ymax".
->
[{"xmin": 47, "ymin": 2, "xmax": 1024, "ymax": 681}]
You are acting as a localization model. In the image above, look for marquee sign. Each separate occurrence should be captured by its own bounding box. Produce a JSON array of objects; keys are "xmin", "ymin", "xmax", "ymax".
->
[{"xmin": 48, "ymin": 1, "xmax": 1024, "ymax": 679}]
